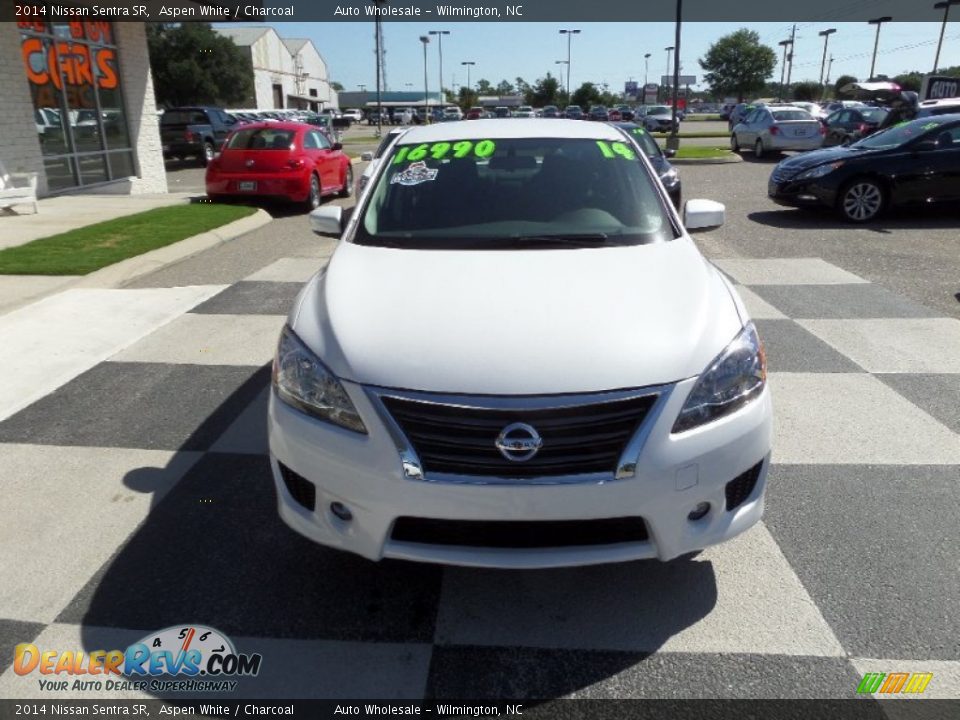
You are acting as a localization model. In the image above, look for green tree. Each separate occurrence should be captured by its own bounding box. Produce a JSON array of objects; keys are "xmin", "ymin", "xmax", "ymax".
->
[
  {"xmin": 791, "ymin": 81, "xmax": 821, "ymax": 102},
  {"xmin": 146, "ymin": 23, "xmax": 252, "ymax": 108},
  {"xmin": 570, "ymin": 82, "xmax": 602, "ymax": 109},
  {"xmin": 330, "ymin": 81, "xmax": 345, "ymax": 92},
  {"xmin": 834, "ymin": 75, "xmax": 858, "ymax": 98},
  {"xmin": 528, "ymin": 73, "xmax": 561, "ymax": 107},
  {"xmin": 893, "ymin": 72, "xmax": 923, "ymax": 92},
  {"xmin": 475, "ymin": 78, "xmax": 493, "ymax": 95},
  {"xmin": 495, "ymin": 79, "xmax": 515, "ymax": 95},
  {"xmin": 698, "ymin": 29, "xmax": 777, "ymax": 102},
  {"xmin": 457, "ymin": 86, "xmax": 479, "ymax": 111}
]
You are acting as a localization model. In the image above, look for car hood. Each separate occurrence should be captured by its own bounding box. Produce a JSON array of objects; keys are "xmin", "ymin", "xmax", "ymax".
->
[
  {"xmin": 291, "ymin": 238, "xmax": 742, "ymax": 395},
  {"xmin": 776, "ymin": 145, "xmax": 873, "ymax": 175}
]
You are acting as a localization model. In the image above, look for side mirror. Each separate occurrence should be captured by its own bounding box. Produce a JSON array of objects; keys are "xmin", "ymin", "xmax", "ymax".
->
[
  {"xmin": 360, "ymin": 151, "xmax": 374, "ymax": 162},
  {"xmin": 309, "ymin": 206, "xmax": 343, "ymax": 237},
  {"xmin": 331, "ymin": 142, "xmax": 343, "ymax": 151},
  {"xmin": 664, "ymin": 147, "xmax": 677, "ymax": 158},
  {"xmin": 683, "ymin": 199, "xmax": 725, "ymax": 231}
]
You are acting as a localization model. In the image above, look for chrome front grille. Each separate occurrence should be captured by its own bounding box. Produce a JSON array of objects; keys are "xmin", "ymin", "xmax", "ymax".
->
[{"xmin": 378, "ymin": 390, "xmax": 661, "ymax": 482}]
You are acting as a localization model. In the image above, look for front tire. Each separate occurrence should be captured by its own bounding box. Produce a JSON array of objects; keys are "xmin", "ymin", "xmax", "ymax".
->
[
  {"xmin": 839, "ymin": 178, "xmax": 885, "ymax": 223},
  {"xmin": 338, "ymin": 165, "xmax": 354, "ymax": 198}
]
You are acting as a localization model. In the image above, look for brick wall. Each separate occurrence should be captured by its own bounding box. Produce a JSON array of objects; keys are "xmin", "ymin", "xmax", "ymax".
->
[
  {"xmin": 0, "ymin": 24, "xmax": 46, "ymax": 193},
  {"xmin": 114, "ymin": 22, "xmax": 167, "ymax": 195}
]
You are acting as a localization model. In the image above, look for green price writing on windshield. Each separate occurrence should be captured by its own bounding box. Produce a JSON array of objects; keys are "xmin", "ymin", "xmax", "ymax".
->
[
  {"xmin": 596, "ymin": 140, "xmax": 636, "ymax": 160},
  {"xmin": 393, "ymin": 140, "xmax": 497, "ymax": 164}
]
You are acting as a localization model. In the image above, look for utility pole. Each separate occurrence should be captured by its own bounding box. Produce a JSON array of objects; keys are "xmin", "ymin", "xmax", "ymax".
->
[
  {"xmin": 824, "ymin": 54, "xmax": 834, "ymax": 100},
  {"xmin": 868, "ymin": 16, "xmax": 892, "ymax": 80},
  {"xmin": 934, "ymin": 2, "xmax": 960, "ymax": 73},
  {"xmin": 818, "ymin": 28, "xmax": 837, "ymax": 94},
  {"xmin": 778, "ymin": 40, "xmax": 791, "ymax": 102},
  {"xmin": 785, "ymin": 24, "xmax": 797, "ymax": 94}
]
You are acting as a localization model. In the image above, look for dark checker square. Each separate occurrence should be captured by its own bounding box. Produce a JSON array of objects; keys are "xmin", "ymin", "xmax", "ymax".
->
[
  {"xmin": 57, "ymin": 453, "xmax": 442, "ymax": 643},
  {"xmin": 189, "ymin": 281, "xmax": 303, "ymax": 316},
  {"xmin": 426, "ymin": 647, "xmax": 868, "ymax": 700},
  {"xmin": 0, "ymin": 363, "xmax": 268, "ymax": 451},
  {"xmin": 754, "ymin": 319, "xmax": 863, "ymax": 373},
  {"xmin": 877, "ymin": 374, "xmax": 960, "ymax": 435},
  {"xmin": 764, "ymin": 464, "xmax": 960, "ymax": 660},
  {"xmin": 0, "ymin": 618, "xmax": 47, "ymax": 672},
  {"xmin": 748, "ymin": 284, "xmax": 940, "ymax": 319}
]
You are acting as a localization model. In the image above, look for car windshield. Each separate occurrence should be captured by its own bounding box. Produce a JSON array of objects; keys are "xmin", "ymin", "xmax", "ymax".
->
[
  {"xmin": 356, "ymin": 135, "xmax": 674, "ymax": 249},
  {"xmin": 772, "ymin": 110, "xmax": 812, "ymax": 121},
  {"xmin": 225, "ymin": 128, "xmax": 296, "ymax": 150},
  {"xmin": 621, "ymin": 126, "xmax": 660, "ymax": 157},
  {"xmin": 852, "ymin": 117, "xmax": 950, "ymax": 149},
  {"xmin": 161, "ymin": 110, "xmax": 207, "ymax": 125},
  {"xmin": 648, "ymin": 106, "xmax": 670, "ymax": 115}
]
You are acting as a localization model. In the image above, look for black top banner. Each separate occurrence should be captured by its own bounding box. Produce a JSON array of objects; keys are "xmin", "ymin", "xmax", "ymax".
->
[
  {"xmin": 0, "ymin": 0, "xmax": 955, "ymax": 23},
  {"xmin": 1, "ymin": 699, "xmax": 959, "ymax": 720}
]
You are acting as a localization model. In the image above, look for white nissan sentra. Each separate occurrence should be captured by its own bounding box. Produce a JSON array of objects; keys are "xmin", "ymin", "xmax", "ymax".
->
[{"xmin": 268, "ymin": 119, "xmax": 772, "ymax": 568}]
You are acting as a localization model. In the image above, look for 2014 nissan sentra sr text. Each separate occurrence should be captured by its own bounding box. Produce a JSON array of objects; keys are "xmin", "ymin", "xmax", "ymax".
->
[{"xmin": 268, "ymin": 119, "xmax": 773, "ymax": 568}]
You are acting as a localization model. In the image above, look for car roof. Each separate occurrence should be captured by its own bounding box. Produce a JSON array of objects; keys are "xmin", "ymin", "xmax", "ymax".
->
[
  {"xmin": 396, "ymin": 118, "xmax": 629, "ymax": 143},
  {"xmin": 231, "ymin": 121, "xmax": 310, "ymax": 131}
]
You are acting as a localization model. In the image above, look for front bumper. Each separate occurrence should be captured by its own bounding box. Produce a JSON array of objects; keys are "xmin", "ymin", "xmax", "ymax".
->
[
  {"xmin": 268, "ymin": 377, "xmax": 773, "ymax": 568},
  {"xmin": 768, "ymin": 175, "xmax": 837, "ymax": 208}
]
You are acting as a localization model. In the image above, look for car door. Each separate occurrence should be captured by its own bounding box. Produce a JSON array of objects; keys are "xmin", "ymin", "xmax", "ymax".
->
[
  {"xmin": 739, "ymin": 109, "xmax": 760, "ymax": 144},
  {"xmin": 895, "ymin": 122, "xmax": 960, "ymax": 204},
  {"xmin": 825, "ymin": 111, "xmax": 848, "ymax": 145},
  {"xmin": 309, "ymin": 130, "xmax": 340, "ymax": 192}
]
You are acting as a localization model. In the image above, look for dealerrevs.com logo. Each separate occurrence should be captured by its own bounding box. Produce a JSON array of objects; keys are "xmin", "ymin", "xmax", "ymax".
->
[{"xmin": 13, "ymin": 625, "xmax": 262, "ymax": 693}]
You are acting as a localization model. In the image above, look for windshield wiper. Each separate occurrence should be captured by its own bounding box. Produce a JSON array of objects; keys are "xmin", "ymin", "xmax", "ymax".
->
[{"xmin": 508, "ymin": 233, "xmax": 611, "ymax": 244}]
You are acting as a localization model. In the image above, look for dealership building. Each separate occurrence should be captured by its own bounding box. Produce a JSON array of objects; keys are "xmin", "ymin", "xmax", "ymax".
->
[{"xmin": 2, "ymin": 20, "xmax": 167, "ymax": 196}]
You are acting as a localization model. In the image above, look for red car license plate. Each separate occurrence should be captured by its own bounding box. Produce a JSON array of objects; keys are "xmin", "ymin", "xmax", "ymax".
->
[{"xmin": 238, "ymin": 181, "xmax": 257, "ymax": 192}]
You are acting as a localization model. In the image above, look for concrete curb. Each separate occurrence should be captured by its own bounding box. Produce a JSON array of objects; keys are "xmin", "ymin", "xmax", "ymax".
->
[
  {"xmin": 73, "ymin": 208, "xmax": 273, "ymax": 289},
  {"xmin": 671, "ymin": 154, "xmax": 743, "ymax": 165},
  {"xmin": 0, "ymin": 208, "xmax": 272, "ymax": 315}
]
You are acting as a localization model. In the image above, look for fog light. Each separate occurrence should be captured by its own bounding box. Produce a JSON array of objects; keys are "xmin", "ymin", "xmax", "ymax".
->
[
  {"xmin": 330, "ymin": 502, "xmax": 353, "ymax": 521},
  {"xmin": 687, "ymin": 502, "xmax": 710, "ymax": 521}
]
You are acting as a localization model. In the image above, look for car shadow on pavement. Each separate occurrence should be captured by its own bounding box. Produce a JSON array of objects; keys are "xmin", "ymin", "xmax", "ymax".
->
[
  {"xmin": 748, "ymin": 206, "xmax": 960, "ymax": 233},
  {"xmin": 66, "ymin": 359, "xmax": 719, "ymax": 699}
]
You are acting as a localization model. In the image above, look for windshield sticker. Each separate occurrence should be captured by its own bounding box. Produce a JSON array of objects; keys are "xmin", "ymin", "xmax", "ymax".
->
[
  {"xmin": 596, "ymin": 140, "xmax": 637, "ymax": 160},
  {"xmin": 630, "ymin": 128, "xmax": 647, "ymax": 135},
  {"xmin": 390, "ymin": 161, "xmax": 438, "ymax": 186},
  {"xmin": 921, "ymin": 121, "xmax": 941, "ymax": 131},
  {"xmin": 393, "ymin": 140, "xmax": 497, "ymax": 165}
]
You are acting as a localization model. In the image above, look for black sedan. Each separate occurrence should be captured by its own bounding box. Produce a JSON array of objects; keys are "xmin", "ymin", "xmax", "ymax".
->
[
  {"xmin": 615, "ymin": 122, "xmax": 682, "ymax": 208},
  {"xmin": 588, "ymin": 105, "xmax": 609, "ymax": 121},
  {"xmin": 768, "ymin": 114, "xmax": 960, "ymax": 222},
  {"xmin": 822, "ymin": 106, "xmax": 889, "ymax": 146}
]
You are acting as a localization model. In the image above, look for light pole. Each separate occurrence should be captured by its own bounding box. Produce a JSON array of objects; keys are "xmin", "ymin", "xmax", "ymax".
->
[
  {"xmin": 824, "ymin": 54, "xmax": 834, "ymax": 99},
  {"xmin": 419, "ymin": 35, "xmax": 430, "ymax": 123},
  {"xmin": 554, "ymin": 60, "xmax": 569, "ymax": 103},
  {"xmin": 644, "ymin": 53, "xmax": 651, "ymax": 88},
  {"xmin": 934, "ymin": 1, "xmax": 960, "ymax": 72},
  {"xmin": 778, "ymin": 39, "xmax": 792, "ymax": 101},
  {"xmin": 460, "ymin": 60, "xmax": 475, "ymax": 92},
  {"xmin": 868, "ymin": 16, "xmax": 892, "ymax": 80},
  {"xmin": 818, "ymin": 28, "xmax": 837, "ymax": 94},
  {"xmin": 559, "ymin": 29, "xmax": 581, "ymax": 101},
  {"xmin": 428, "ymin": 30, "xmax": 450, "ymax": 112},
  {"xmin": 664, "ymin": 45, "xmax": 674, "ymax": 103}
]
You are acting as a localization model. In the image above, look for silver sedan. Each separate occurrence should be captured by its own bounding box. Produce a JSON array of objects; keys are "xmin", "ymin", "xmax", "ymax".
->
[{"xmin": 731, "ymin": 106, "xmax": 824, "ymax": 158}]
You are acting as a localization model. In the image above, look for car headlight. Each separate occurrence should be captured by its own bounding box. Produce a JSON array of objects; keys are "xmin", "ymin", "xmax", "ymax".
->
[
  {"xmin": 272, "ymin": 325, "xmax": 367, "ymax": 434},
  {"xmin": 661, "ymin": 167, "xmax": 679, "ymax": 185},
  {"xmin": 672, "ymin": 322, "xmax": 767, "ymax": 433},
  {"xmin": 796, "ymin": 161, "xmax": 844, "ymax": 180}
]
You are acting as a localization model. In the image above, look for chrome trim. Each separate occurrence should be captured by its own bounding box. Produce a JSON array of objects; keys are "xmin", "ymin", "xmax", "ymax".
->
[{"xmin": 364, "ymin": 384, "xmax": 674, "ymax": 486}]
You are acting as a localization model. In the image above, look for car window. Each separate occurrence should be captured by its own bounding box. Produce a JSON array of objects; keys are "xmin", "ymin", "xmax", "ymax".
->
[
  {"xmin": 357, "ymin": 136, "xmax": 674, "ymax": 249},
  {"xmin": 860, "ymin": 108, "xmax": 889, "ymax": 123},
  {"xmin": 315, "ymin": 131, "xmax": 331, "ymax": 149},
  {"xmin": 623, "ymin": 126, "xmax": 660, "ymax": 157},
  {"xmin": 161, "ymin": 110, "xmax": 208, "ymax": 125},
  {"xmin": 772, "ymin": 110, "xmax": 812, "ymax": 121},
  {"xmin": 226, "ymin": 128, "xmax": 296, "ymax": 150}
]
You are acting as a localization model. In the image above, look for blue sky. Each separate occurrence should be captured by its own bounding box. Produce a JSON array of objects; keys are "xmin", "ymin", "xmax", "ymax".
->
[{"xmin": 240, "ymin": 22, "xmax": 960, "ymax": 95}]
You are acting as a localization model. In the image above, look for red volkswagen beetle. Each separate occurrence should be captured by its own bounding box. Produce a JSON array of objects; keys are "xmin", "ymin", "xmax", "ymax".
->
[{"xmin": 205, "ymin": 122, "xmax": 353, "ymax": 210}]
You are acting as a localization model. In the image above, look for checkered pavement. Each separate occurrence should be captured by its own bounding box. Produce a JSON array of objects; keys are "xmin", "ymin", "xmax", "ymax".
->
[{"xmin": 0, "ymin": 252, "xmax": 957, "ymax": 701}]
